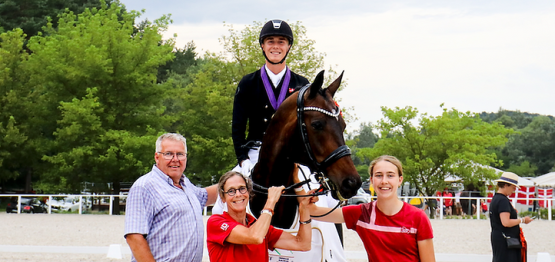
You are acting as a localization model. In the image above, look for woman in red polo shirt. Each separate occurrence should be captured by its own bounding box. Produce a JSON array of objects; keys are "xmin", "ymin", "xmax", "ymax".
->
[
  {"xmin": 207, "ymin": 171, "xmax": 312, "ymax": 262},
  {"xmin": 307, "ymin": 155, "xmax": 435, "ymax": 262}
]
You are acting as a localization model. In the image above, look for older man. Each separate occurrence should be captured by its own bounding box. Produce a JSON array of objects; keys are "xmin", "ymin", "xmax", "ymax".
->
[{"xmin": 124, "ymin": 133, "xmax": 218, "ymax": 262}]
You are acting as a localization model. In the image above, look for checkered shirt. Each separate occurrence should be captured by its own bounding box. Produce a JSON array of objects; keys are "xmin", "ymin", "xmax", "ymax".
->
[{"xmin": 124, "ymin": 165, "xmax": 208, "ymax": 262}]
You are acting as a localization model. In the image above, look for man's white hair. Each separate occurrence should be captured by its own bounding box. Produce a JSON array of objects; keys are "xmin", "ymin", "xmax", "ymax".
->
[{"xmin": 155, "ymin": 133, "xmax": 187, "ymax": 153}]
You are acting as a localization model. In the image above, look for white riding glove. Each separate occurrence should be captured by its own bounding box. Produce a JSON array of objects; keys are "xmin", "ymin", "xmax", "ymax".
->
[{"xmin": 240, "ymin": 159, "xmax": 254, "ymax": 178}]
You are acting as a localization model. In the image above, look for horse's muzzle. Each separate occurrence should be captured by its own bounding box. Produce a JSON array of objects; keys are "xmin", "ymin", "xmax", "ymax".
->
[{"xmin": 339, "ymin": 177, "xmax": 362, "ymax": 199}]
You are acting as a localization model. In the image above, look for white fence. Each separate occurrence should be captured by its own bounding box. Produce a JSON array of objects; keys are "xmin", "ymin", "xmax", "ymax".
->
[
  {"xmin": 2, "ymin": 194, "xmax": 553, "ymax": 220},
  {"xmin": 1, "ymin": 194, "xmax": 127, "ymax": 215},
  {"xmin": 397, "ymin": 195, "xmax": 553, "ymax": 221}
]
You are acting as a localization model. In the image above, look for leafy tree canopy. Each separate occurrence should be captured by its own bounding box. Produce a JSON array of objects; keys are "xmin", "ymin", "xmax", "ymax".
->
[
  {"xmin": 0, "ymin": 0, "xmax": 114, "ymax": 39},
  {"xmin": 359, "ymin": 106, "xmax": 514, "ymax": 197},
  {"xmin": 25, "ymin": 1, "xmax": 174, "ymax": 195},
  {"xmin": 0, "ymin": 28, "xmax": 30, "ymax": 188},
  {"xmin": 481, "ymin": 109, "xmax": 555, "ymax": 176}
]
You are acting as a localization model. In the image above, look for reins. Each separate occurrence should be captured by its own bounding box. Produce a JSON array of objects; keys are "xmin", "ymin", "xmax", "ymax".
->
[
  {"xmin": 251, "ymin": 167, "xmax": 343, "ymax": 218},
  {"xmin": 251, "ymin": 165, "xmax": 327, "ymax": 197}
]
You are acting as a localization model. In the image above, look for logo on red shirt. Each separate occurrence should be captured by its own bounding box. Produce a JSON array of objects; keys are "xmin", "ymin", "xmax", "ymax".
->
[{"xmin": 220, "ymin": 223, "xmax": 229, "ymax": 231}]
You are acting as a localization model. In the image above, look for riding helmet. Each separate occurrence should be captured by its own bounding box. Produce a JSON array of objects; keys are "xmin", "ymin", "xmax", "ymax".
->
[{"xmin": 259, "ymin": 19, "xmax": 294, "ymax": 46}]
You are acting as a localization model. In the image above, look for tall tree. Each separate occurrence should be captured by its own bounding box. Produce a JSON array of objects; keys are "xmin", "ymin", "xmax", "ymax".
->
[
  {"xmin": 0, "ymin": 29, "xmax": 30, "ymax": 192},
  {"xmin": 169, "ymin": 57, "xmax": 237, "ymax": 185},
  {"xmin": 360, "ymin": 106, "xmax": 514, "ymax": 201},
  {"xmin": 25, "ymin": 2, "xmax": 174, "ymax": 213}
]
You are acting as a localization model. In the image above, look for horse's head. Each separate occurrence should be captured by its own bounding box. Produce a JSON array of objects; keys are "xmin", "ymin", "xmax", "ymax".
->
[
  {"xmin": 292, "ymin": 70, "xmax": 361, "ymax": 200},
  {"xmin": 251, "ymin": 70, "xmax": 361, "ymax": 228}
]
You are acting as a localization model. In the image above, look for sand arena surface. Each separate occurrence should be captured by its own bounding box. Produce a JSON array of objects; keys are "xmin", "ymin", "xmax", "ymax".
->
[{"xmin": 0, "ymin": 213, "xmax": 553, "ymax": 261}]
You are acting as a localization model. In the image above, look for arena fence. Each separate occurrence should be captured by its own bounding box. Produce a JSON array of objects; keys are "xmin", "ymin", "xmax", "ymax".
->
[
  {"xmin": 1, "ymin": 194, "xmax": 553, "ymax": 221},
  {"xmin": 0, "ymin": 194, "xmax": 127, "ymax": 215}
]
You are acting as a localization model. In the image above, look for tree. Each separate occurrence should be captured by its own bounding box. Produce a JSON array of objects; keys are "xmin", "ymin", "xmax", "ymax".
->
[
  {"xmin": 505, "ymin": 161, "xmax": 537, "ymax": 177},
  {"xmin": 166, "ymin": 57, "xmax": 237, "ymax": 185},
  {"xmin": 0, "ymin": 0, "xmax": 113, "ymax": 39},
  {"xmin": 347, "ymin": 122, "xmax": 379, "ymax": 181},
  {"xmin": 25, "ymin": 2, "xmax": 174, "ymax": 214},
  {"xmin": 157, "ymin": 41, "xmax": 201, "ymax": 84},
  {"xmin": 482, "ymin": 109, "xmax": 555, "ymax": 176},
  {"xmin": 506, "ymin": 116, "xmax": 555, "ymax": 175},
  {"xmin": 0, "ymin": 29, "xmax": 30, "ymax": 192},
  {"xmin": 360, "ymin": 106, "xmax": 514, "ymax": 202}
]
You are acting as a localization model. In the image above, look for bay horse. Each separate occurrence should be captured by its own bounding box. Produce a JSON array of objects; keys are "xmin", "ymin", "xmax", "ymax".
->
[{"xmin": 250, "ymin": 70, "xmax": 361, "ymax": 229}]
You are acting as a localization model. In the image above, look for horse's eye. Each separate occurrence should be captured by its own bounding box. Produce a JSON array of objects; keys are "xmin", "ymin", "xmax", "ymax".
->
[{"xmin": 311, "ymin": 121, "xmax": 324, "ymax": 130}]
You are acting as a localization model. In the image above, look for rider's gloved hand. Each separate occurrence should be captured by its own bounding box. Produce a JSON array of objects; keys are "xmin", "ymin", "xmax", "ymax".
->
[{"xmin": 240, "ymin": 159, "xmax": 254, "ymax": 177}]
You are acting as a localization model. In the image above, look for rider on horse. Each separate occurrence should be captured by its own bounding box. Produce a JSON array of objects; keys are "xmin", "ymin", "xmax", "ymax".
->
[
  {"xmin": 231, "ymin": 19, "xmax": 310, "ymax": 175},
  {"xmin": 218, "ymin": 19, "xmax": 348, "ymax": 262}
]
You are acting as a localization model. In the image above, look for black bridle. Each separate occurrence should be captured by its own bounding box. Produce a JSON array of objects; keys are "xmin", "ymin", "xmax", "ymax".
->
[
  {"xmin": 251, "ymin": 84, "xmax": 352, "ymax": 199},
  {"xmin": 295, "ymin": 84, "xmax": 352, "ymax": 201},
  {"xmin": 250, "ymin": 84, "xmax": 353, "ymax": 218}
]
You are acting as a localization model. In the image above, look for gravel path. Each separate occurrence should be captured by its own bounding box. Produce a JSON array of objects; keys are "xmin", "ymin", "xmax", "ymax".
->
[{"xmin": 0, "ymin": 213, "xmax": 553, "ymax": 261}]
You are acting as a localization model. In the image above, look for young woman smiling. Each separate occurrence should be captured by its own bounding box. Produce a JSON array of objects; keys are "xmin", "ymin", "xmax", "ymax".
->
[{"xmin": 306, "ymin": 155, "xmax": 436, "ymax": 262}]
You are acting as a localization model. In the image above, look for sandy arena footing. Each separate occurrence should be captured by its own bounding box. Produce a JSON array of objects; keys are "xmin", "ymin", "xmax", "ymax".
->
[{"xmin": 0, "ymin": 213, "xmax": 553, "ymax": 261}]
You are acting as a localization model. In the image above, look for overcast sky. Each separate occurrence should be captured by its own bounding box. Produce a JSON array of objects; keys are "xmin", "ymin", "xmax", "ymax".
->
[{"xmin": 121, "ymin": 0, "xmax": 555, "ymax": 133}]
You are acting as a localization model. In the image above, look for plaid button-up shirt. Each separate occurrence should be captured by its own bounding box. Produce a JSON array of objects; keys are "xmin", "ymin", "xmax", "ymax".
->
[{"xmin": 125, "ymin": 165, "xmax": 208, "ymax": 262}]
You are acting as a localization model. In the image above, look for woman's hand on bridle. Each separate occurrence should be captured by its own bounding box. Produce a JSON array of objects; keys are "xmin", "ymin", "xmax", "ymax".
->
[
  {"xmin": 306, "ymin": 189, "xmax": 319, "ymax": 204},
  {"xmin": 266, "ymin": 186, "xmax": 285, "ymax": 206}
]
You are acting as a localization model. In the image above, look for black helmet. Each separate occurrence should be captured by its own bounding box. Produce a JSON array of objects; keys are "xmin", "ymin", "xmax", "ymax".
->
[{"xmin": 259, "ymin": 19, "xmax": 293, "ymax": 46}]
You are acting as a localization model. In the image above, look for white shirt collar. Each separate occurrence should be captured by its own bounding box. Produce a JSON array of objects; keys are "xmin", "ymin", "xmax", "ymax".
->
[{"xmin": 264, "ymin": 66, "xmax": 287, "ymax": 88}]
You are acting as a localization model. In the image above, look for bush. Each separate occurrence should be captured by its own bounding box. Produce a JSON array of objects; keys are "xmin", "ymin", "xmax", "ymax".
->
[{"xmin": 519, "ymin": 208, "xmax": 555, "ymax": 220}]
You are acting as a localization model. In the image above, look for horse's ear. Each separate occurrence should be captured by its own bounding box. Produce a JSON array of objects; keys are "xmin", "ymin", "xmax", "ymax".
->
[
  {"xmin": 326, "ymin": 71, "xmax": 344, "ymax": 98},
  {"xmin": 308, "ymin": 70, "xmax": 325, "ymax": 99}
]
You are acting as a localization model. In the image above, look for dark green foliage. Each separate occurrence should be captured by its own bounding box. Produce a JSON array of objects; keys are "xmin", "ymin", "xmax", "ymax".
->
[
  {"xmin": 360, "ymin": 106, "xmax": 513, "ymax": 198},
  {"xmin": 347, "ymin": 122, "xmax": 378, "ymax": 179},
  {"xmin": 0, "ymin": 1, "xmax": 175, "ymax": 199},
  {"xmin": 481, "ymin": 109, "xmax": 555, "ymax": 176},
  {"xmin": 0, "ymin": 17, "xmax": 338, "ymax": 194},
  {"xmin": 0, "ymin": 0, "xmax": 113, "ymax": 38},
  {"xmin": 157, "ymin": 41, "xmax": 200, "ymax": 83},
  {"xmin": 0, "ymin": 29, "xmax": 31, "ymax": 191}
]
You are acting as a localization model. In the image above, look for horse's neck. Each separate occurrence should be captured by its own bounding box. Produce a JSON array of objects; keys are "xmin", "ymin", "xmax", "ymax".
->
[
  {"xmin": 252, "ymin": 157, "xmax": 299, "ymax": 229},
  {"xmin": 256, "ymin": 130, "xmax": 309, "ymax": 182},
  {"xmin": 255, "ymin": 155, "xmax": 295, "ymax": 186}
]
